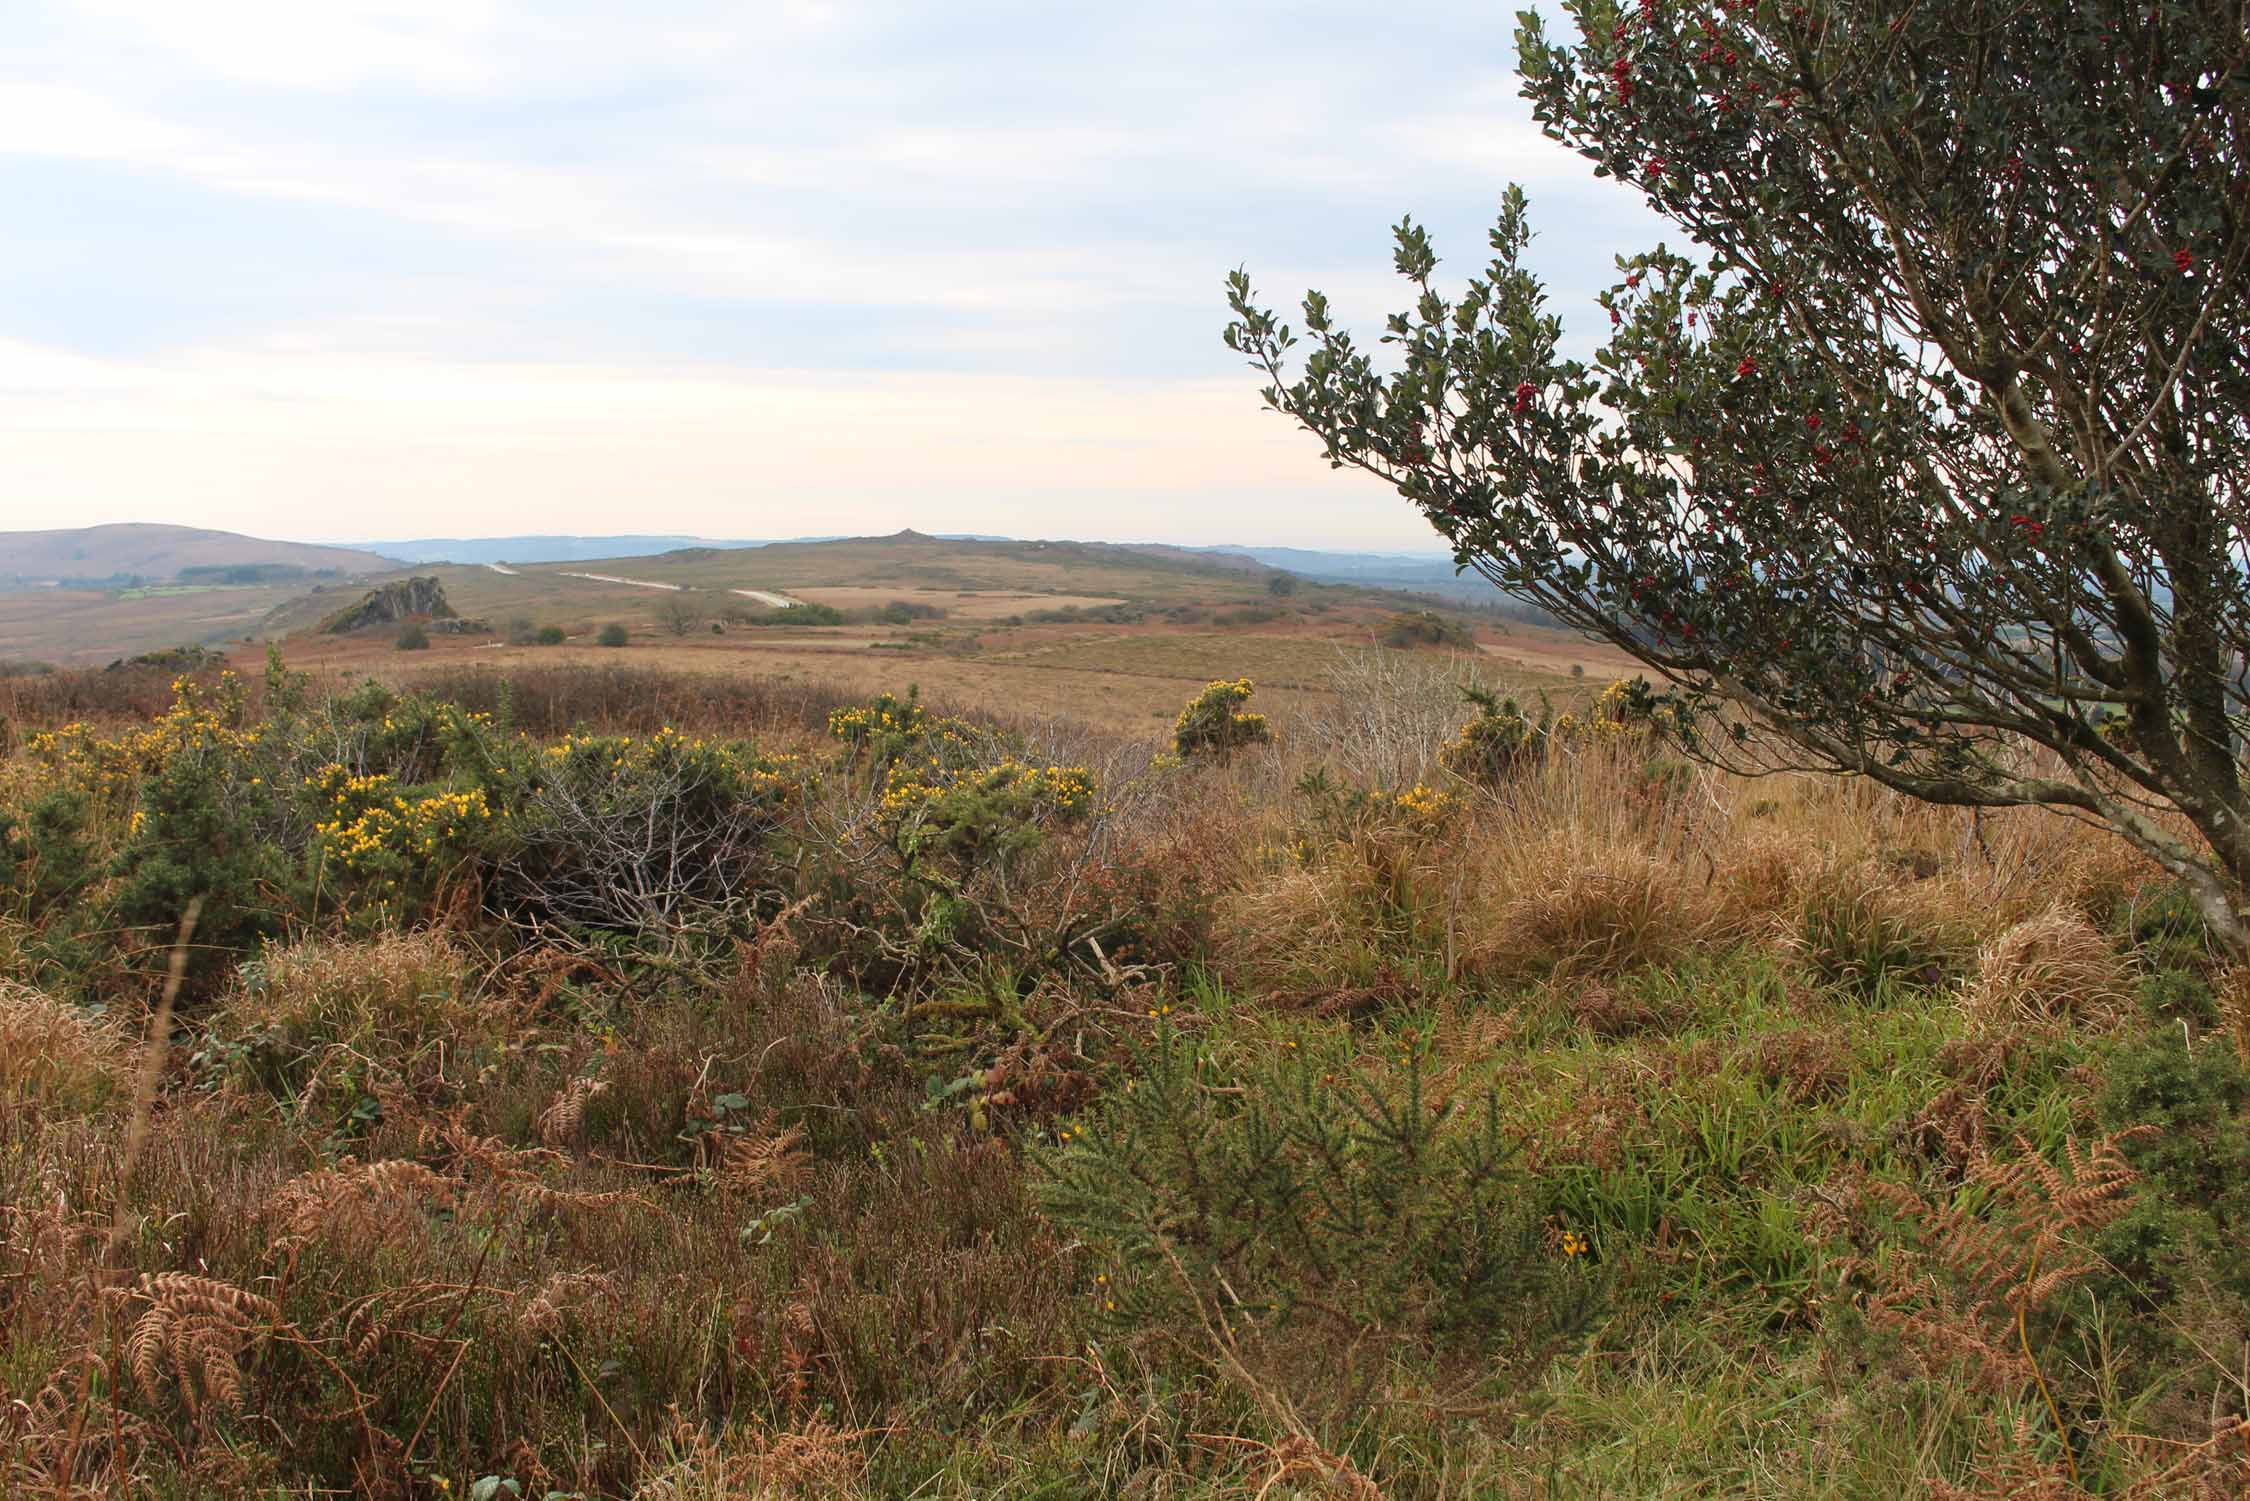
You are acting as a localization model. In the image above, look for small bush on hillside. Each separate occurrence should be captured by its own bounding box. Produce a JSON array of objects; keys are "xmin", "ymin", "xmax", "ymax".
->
[
  {"xmin": 756, "ymin": 602, "xmax": 844, "ymax": 627},
  {"xmin": 394, "ymin": 623, "xmax": 429, "ymax": 651},
  {"xmin": 1440, "ymin": 688, "xmax": 1548, "ymax": 785},
  {"xmin": 534, "ymin": 625, "xmax": 566, "ymax": 646},
  {"xmin": 596, "ymin": 622, "xmax": 628, "ymax": 648},
  {"xmin": 656, "ymin": 596, "xmax": 705, "ymax": 636},
  {"xmin": 1440, "ymin": 679, "xmax": 1669, "ymax": 788},
  {"xmin": 1382, "ymin": 609, "xmax": 1475, "ymax": 649},
  {"xmin": 1173, "ymin": 678, "xmax": 1270, "ymax": 760}
]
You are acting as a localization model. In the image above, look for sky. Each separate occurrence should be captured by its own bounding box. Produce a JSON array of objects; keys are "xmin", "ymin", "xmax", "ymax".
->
[{"xmin": 1, "ymin": 0, "xmax": 1664, "ymax": 552}]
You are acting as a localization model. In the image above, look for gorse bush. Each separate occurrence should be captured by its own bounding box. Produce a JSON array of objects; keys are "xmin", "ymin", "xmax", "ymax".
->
[
  {"xmin": 1440, "ymin": 678, "xmax": 1666, "ymax": 789},
  {"xmin": 1440, "ymin": 687, "xmax": 1548, "ymax": 786},
  {"xmin": 816, "ymin": 686, "xmax": 1101, "ymax": 992},
  {"xmin": 597, "ymin": 621, "xmax": 629, "ymax": 647},
  {"xmin": 1173, "ymin": 677, "xmax": 1270, "ymax": 759},
  {"xmin": 0, "ymin": 673, "xmax": 816, "ymax": 992}
]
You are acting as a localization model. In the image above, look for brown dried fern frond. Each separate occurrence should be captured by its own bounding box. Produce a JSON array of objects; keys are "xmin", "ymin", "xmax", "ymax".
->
[
  {"xmin": 1927, "ymin": 1412, "xmax": 2080, "ymax": 1499},
  {"xmin": 108, "ymin": 1273, "xmax": 281, "ymax": 1416},
  {"xmin": 520, "ymin": 1270, "xmax": 619, "ymax": 1335},
  {"xmin": 536, "ymin": 1076, "xmax": 609, "ymax": 1149},
  {"xmin": 715, "ymin": 1115, "xmax": 810, "ymax": 1202},
  {"xmin": 1857, "ymin": 1128, "xmax": 2151, "ymax": 1392},
  {"xmin": 631, "ymin": 1412, "xmax": 868, "ymax": 1500},
  {"xmin": 431, "ymin": 1120, "xmax": 644, "ymax": 1218},
  {"xmin": 2117, "ymin": 1413, "xmax": 2250, "ymax": 1500},
  {"xmin": 2, "ymin": 1352, "xmax": 161, "ymax": 1496},
  {"xmin": 1261, "ymin": 1434, "xmax": 1388, "ymax": 1500},
  {"xmin": 342, "ymin": 1282, "xmax": 469, "ymax": 1364},
  {"xmin": 264, "ymin": 1157, "xmax": 461, "ymax": 1244}
]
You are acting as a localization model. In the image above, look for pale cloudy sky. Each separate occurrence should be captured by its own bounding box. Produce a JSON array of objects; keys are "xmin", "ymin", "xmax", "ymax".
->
[{"xmin": 1, "ymin": 1, "xmax": 1660, "ymax": 551}]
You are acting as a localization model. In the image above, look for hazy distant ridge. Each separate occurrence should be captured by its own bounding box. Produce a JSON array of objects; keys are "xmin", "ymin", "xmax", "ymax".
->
[
  {"xmin": 0, "ymin": 523, "xmax": 395, "ymax": 584},
  {"xmin": 361, "ymin": 535, "xmax": 778, "ymax": 565}
]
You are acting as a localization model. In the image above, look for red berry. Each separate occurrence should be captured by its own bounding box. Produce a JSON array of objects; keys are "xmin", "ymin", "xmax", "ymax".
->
[
  {"xmin": 2174, "ymin": 247, "xmax": 2194, "ymax": 272},
  {"xmin": 1736, "ymin": 355, "xmax": 1757, "ymax": 376}
]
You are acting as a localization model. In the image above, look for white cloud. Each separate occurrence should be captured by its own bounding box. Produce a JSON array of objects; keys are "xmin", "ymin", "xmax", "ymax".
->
[
  {"xmin": 0, "ymin": 335, "xmax": 1411, "ymax": 545},
  {"xmin": 1, "ymin": 0, "xmax": 1656, "ymax": 546}
]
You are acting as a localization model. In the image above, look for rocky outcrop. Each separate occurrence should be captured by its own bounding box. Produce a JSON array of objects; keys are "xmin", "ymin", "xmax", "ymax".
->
[{"xmin": 320, "ymin": 577, "xmax": 457, "ymax": 634}]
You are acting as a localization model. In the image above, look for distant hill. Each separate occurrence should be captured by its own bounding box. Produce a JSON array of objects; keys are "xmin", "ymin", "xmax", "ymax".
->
[
  {"xmin": 1193, "ymin": 545, "xmax": 1455, "ymax": 576},
  {"xmin": 0, "ymin": 524, "xmax": 394, "ymax": 587},
  {"xmin": 355, "ymin": 533, "xmax": 1035, "ymax": 565},
  {"xmin": 359, "ymin": 535, "xmax": 778, "ymax": 565},
  {"xmin": 1180, "ymin": 544, "xmax": 1550, "ymax": 612}
]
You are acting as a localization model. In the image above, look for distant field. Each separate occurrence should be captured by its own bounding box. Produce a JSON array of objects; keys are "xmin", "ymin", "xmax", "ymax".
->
[
  {"xmin": 6, "ymin": 531, "xmax": 1642, "ymax": 726},
  {"xmin": 788, "ymin": 586, "xmax": 1128, "ymax": 619},
  {"xmin": 0, "ymin": 583, "xmax": 306, "ymax": 666}
]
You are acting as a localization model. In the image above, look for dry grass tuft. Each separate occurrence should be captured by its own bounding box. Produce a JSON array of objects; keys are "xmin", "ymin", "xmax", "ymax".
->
[
  {"xmin": 1963, "ymin": 906, "xmax": 2135, "ymax": 1028},
  {"xmin": 224, "ymin": 929, "xmax": 487, "ymax": 1057},
  {"xmin": 633, "ymin": 1415, "xmax": 868, "ymax": 1500},
  {"xmin": 1474, "ymin": 834, "xmax": 1725, "ymax": 979},
  {"xmin": 0, "ymin": 979, "xmax": 126, "ymax": 1113},
  {"xmin": 1780, "ymin": 858, "xmax": 1982, "ymax": 992}
]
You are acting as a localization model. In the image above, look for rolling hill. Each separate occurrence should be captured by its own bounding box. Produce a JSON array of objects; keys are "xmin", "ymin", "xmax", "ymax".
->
[{"xmin": 0, "ymin": 524, "xmax": 395, "ymax": 585}]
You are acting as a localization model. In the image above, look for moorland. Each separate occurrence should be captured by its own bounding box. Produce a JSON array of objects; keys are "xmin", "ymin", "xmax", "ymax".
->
[{"xmin": 2, "ymin": 616, "xmax": 2245, "ymax": 1497}]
